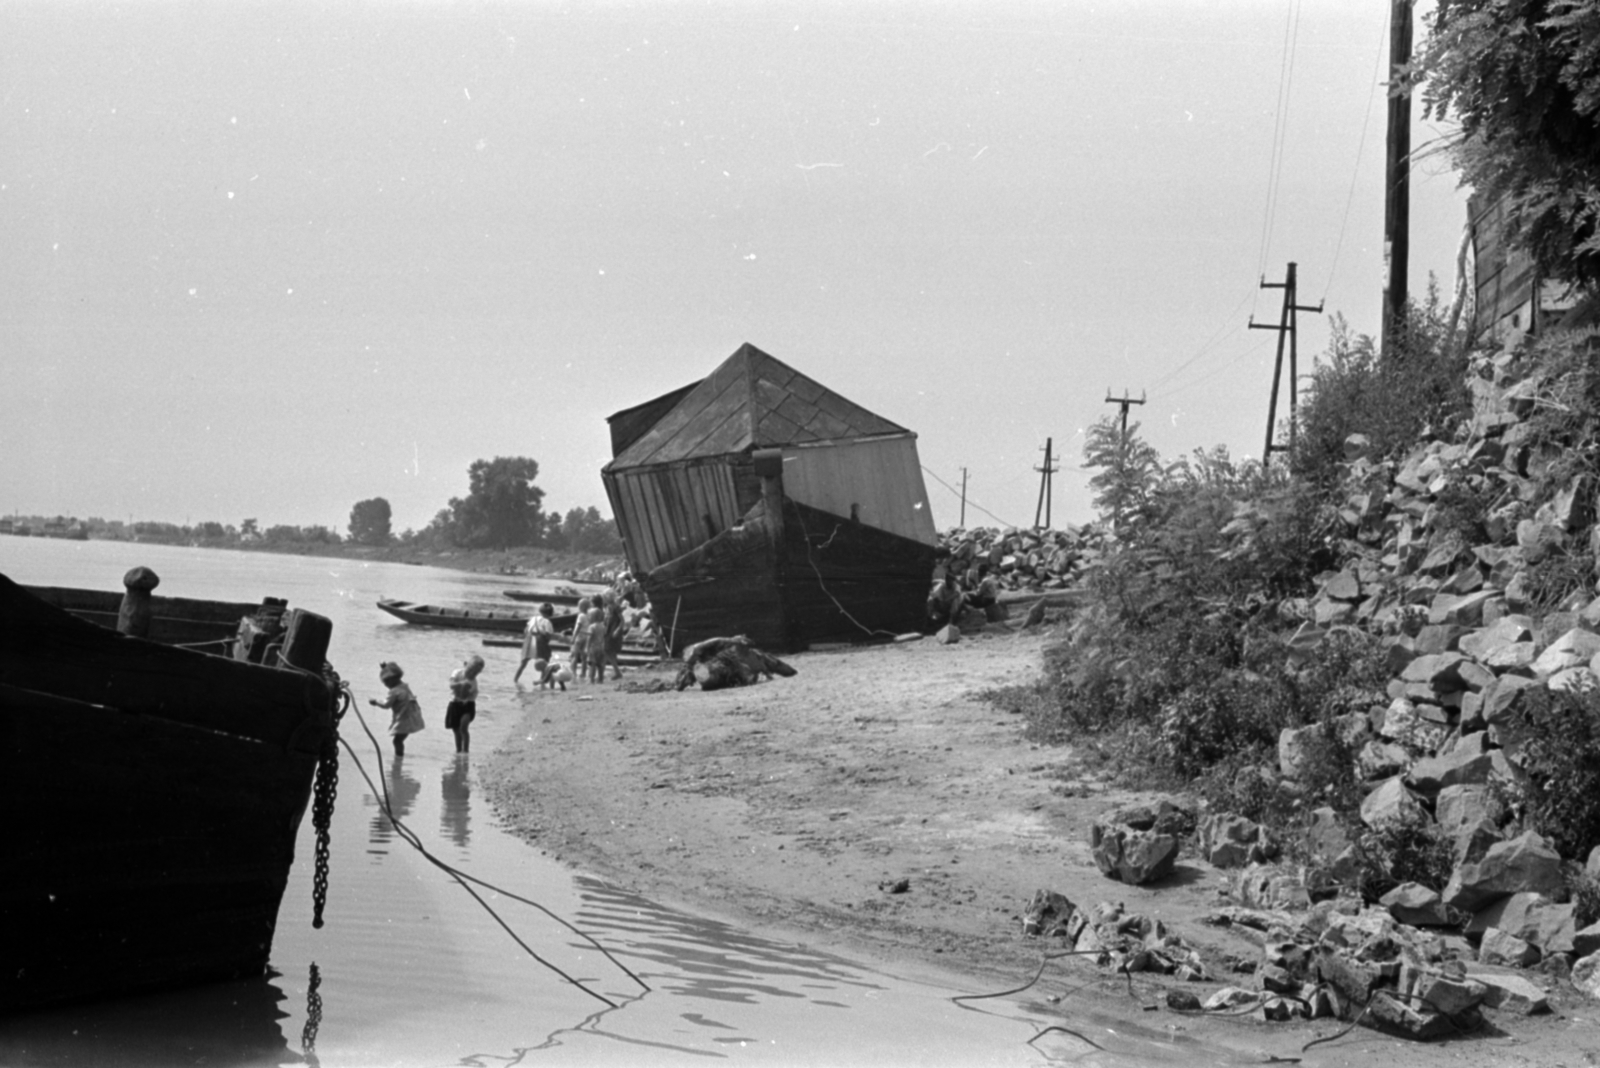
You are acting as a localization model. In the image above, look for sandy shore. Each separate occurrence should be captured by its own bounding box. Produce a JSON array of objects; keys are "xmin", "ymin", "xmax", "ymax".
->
[{"xmin": 479, "ymin": 627, "xmax": 1596, "ymax": 1065}]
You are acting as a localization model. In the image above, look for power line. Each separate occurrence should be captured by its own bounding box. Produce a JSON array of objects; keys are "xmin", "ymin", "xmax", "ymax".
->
[
  {"xmin": 921, "ymin": 465, "xmax": 1018, "ymax": 529},
  {"xmin": 1255, "ymin": 0, "xmax": 1304, "ymax": 281},
  {"xmin": 1321, "ymin": 11, "xmax": 1389, "ymax": 305},
  {"xmin": 1145, "ymin": 289, "xmax": 1257, "ymax": 396}
]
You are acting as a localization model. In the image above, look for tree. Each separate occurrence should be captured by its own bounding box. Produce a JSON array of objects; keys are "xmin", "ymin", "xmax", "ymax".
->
[
  {"xmin": 558, "ymin": 505, "xmax": 625, "ymax": 554},
  {"xmin": 240, "ymin": 517, "xmax": 260, "ymax": 540},
  {"xmin": 446, "ymin": 457, "xmax": 546, "ymax": 549},
  {"xmin": 348, "ymin": 496, "xmax": 393, "ymax": 545},
  {"xmin": 1082, "ymin": 416, "xmax": 1165, "ymax": 533},
  {"xmin": 1418, "ymin": 1, "xmax": 1600, "ymax": 287}
]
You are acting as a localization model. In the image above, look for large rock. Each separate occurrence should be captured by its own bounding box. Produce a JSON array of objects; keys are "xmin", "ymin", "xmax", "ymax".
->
[
  {"xmin": 1360, "ymin": 776, "xmax": 1424, "ymax": 829},
  {"xmin": 1428, "ymin": 591, "xmax": 1499, "ymax": 627},
  {"xmin": 1089, "ymin": 821, "xmax": 1179, "ymax": 885},
  {"xmin": 1479, "ymin": 928, "xmax": 1540, "ymax": 967},
  {"xmin": 1462, "ymin": 968, "xmax": 1551, "ymax": 1014},
  {"xmin": 1443, "ymin": 830, "xmax": 1565, "ymax": 913},
  {"xmin": 1435, "ymin": 783, "xmax": 1501, "ymax": 843},
  {"xmin": 1575, "ymin": 951, "xmax": 1600, "ymax": 1000},
  {"xmin": 1469, "ymin": 892, "xmax": 1577, "ymax": 955},
  {"xmin": 1575, "ymin": 922, "xmax": 1600, "ymax": 959},
  {"xmin": 1358, "ymin": 739, "xmax": 1410, "ymax": 780},
  {"xmin": 1233, "ymin": 864, "xmax": 1311, "ymax": 911},
  {"xmin": 1197, "ymin": 812, "xmax": 1271, "ymax": 869},
  {"xmin": 1458, "ymin": 616, "xmax": 1534, "ymax": 661},
  {"xmin": 1401, "ymin": 652, "xmax": 1469, "ymax": 693},
  {"xmin": 1481, "ymin": 674, "xmax": 1543, "ymax": 728},
  {"xmin": 1380, "ymin": 882, "xmax": 1451, "ymax": 926},
  {"xmin": 1532, "ymin": 627, "xmax": 1600, "ymax": 676},
  {"xmin": 1407, "ymin": 732, "xmax": 1495, "ymax": 792},
  {"xmin": 1302, "ymin": 806, "xmax": 1360, "ymax": 888}
]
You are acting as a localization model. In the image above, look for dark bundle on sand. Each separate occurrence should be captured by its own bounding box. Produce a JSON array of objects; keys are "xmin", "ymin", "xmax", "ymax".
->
[{"xmin": 675, "ymin": 636, "xmax": 797, "ymax": 691}]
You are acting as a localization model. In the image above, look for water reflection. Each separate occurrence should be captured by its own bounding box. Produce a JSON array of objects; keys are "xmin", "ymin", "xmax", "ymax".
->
[
  {"xmin": 573, "ymin": 877, "xmax": 886, "ymax": 1009},
  {"xmin": 441, "ymin": 753, "xmax": 472, "ymax": 848},
  {"xmin": 0, "ymin": 973, "xmax": 301, "ymax": 1068},
  {"xmin": 366, "ymin": 754, "xmax": 421, "ymax": 857}
]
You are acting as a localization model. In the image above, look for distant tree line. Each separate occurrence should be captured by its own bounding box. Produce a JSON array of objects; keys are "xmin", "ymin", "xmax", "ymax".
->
[
  {"xmin": 18, "ymin": 457, "xmax": 624, "ymax": 556},
  {"xmin": 351, "ymin": 456, "xmax": 624, "ymax": 554}
]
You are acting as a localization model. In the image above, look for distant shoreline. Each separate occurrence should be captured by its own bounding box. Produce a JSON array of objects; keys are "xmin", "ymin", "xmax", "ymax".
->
[{"xmin": 0, "ymin": 532, "xmax": 622, "ymax": 581}]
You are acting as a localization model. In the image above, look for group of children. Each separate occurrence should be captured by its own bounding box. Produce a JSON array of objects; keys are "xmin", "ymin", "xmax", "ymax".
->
[
  {"xmin": 512, "ymin": 593, "xmax": 632, "ymax": 689},
  {"xmin": 369, "ymin": 587, "xmax": 645, "ymax": 758}
]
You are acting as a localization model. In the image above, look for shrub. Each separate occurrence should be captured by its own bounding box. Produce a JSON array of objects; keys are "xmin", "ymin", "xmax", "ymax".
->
[
  {"xmin": 1356, "ymin": 809, "xmax": 1456, "ymax": 901},
  {"xmin": 1292, "ymin": 284, "xmax": 1471, "ymax": 490},
  {"xmin": 1501, "ymin": 684, "xmax": 1600, "ymax": 859}
]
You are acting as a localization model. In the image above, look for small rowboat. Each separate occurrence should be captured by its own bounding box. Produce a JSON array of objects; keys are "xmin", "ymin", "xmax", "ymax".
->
[{"xmin": 375, "ymin": 599, "xmax": 576, "ymax": 633}]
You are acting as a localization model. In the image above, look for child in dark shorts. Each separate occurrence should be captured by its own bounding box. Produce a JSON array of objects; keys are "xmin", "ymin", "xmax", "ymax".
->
[{"xmin": 444, "ymin": 654, "xmax": 485, "ymax": 753}]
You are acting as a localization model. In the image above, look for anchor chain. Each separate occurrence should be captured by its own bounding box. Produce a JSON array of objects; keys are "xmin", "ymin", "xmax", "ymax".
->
[{"xmin": 310, "ymin": 668, "xmax": 349, "ymax": 930}]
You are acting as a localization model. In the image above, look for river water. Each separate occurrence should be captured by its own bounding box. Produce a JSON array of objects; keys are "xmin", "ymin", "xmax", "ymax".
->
[{"xmin": 1, "ymin": 539, "xmax": 1224, "ymax": 1068}]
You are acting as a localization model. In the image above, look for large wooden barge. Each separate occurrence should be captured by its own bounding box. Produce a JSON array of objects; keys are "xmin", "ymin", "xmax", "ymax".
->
[{"xmin": 1, "ymin": 569, "xmax": 339, "ymax": 1013}]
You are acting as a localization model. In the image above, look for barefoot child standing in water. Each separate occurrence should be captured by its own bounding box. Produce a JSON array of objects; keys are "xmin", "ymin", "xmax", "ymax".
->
[
  {"xmin": 445, "ymin": 654, "xmax": 485, "ymax": 753},
  {"xmin": 370, "ymin": 661, "xmax": 424, "ymax": 757}
]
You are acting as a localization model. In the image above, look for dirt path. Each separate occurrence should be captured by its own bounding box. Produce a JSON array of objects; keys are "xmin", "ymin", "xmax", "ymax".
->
[{"xmin": 480, "ymin": 627, "xmax": 1597, "ymax": 1065}]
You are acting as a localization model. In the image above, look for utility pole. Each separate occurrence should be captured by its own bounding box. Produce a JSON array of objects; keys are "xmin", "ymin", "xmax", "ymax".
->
[
  {"xmin": 1250, "ymin": 261, "xmax": 1324, "ymax": 462},
  {"xmin": 1383, "ymin": 0, "xmax": 1414, "ymax": 355},
  {"xmin": 1103, "ymin": 391, "xmax": 1146, "ymax": 534},
  {"xmin": 1104, "ymin": 390, "xmax": 1146, "ymax": 442},
  {"xmin": 959, "ymin": 467, "xmax": 968, "ymax": 528},
  {"xmin": 1033, "ymin": 439, "xmax": 1059, "ymax": 529}
]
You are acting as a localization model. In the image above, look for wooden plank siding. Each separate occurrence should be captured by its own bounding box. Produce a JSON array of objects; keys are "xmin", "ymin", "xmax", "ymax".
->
[
  {"xmin": 780, "ymin": 435, "xmax": 938, "ymax": 546},
  {"xmin": 603, "ymin": 461, "xmax": 743, "ymax": 573}
]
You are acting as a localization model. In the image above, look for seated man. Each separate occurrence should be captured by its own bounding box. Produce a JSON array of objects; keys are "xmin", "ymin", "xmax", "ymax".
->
[
  {"xmin": 926, "ymin": 573, "xmax": 966, "ymax": 631},
  {"xmin": 965, "ymin": 563, "xmax": 1003, "ymax": 622}
]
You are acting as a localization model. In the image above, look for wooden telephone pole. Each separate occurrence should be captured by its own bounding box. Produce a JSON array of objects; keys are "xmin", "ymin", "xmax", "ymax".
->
[
  {"xmin": 959, "ymin": 467, "xmax": 968, "ymax": 527},
  {"xmin": 1383, "ymin": 0, "xmax": 1413, "ymax": 355},
  {"xmin": 1250, "ymin": 262, "xmax": 1324, "ymax": 462},
  {"xmin": 1033, "ymin": 439, "xmax": 1059, "ymax": 529}
]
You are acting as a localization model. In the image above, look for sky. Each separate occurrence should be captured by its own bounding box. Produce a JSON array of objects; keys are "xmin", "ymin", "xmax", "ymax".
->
[{"xmin": 1, "ymin": 1, "xmax": 1471, "ymax": 535}]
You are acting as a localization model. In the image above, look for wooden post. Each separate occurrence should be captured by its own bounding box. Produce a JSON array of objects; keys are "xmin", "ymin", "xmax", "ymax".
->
[
  {"xmin": 1382, "ymin": 0, "xmax": 1413, "ymax": 355},
  {"xmin": 117, "ymin": 566, "xmax": 160, "ymax": 638}
]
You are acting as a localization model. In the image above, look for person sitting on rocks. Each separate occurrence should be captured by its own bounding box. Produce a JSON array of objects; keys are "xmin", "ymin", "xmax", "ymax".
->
[
  {"xmin": 965, "ymin": 563, "xmax": 1002, "ymax": 621},
  {"xmin": 926, "ymin": 572, "xmax": 966, "ymax": 632}
]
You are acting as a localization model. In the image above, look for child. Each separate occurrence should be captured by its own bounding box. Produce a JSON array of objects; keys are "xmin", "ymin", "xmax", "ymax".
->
[
  {"xmin": 369, "ymin": 661, "xmax": 424, "ymax": 756},
  {"xmin": 584, "ymin": 607, "xmax": 607, "ymax": 683},
  {"xmin": 445, "ymin": 654, "xmax": 485, "ymax": 753},
  {"xmin": 513, "ymin": 603, "xmax": 556, "ymax": 684},
  {"xmin": 569, "ymin": 598, "xmax": 593, "ymax": 680}
]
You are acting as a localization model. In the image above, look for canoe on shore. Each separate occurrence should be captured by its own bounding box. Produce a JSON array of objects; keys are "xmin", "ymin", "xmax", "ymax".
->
[
  {"xmin": 2, "ymin": 568, "xmax": 341, "ymax": 1013},
  {"xmin": 376, "ymin": 599, "xmax": 575, "ymax": 633}
]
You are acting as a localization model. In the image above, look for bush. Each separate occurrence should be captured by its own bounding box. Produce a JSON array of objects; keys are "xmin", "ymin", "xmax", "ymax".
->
[
  {"xmin": 1293, "ymin": 285, "xmax": 1471, "ymax": 490},
  {"xmin": 1500, "ymin": 684, "xmax": 1600, "ymax": 859},
  {"xmin": 1356, "ymin": 809, "xmax": 1456, "ymax": 901}
]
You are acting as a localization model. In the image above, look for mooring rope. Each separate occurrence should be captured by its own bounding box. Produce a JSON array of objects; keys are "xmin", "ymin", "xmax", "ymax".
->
[{"xmin": 340, "ymin": 696, "xmax": 650, "ymax": 1007}]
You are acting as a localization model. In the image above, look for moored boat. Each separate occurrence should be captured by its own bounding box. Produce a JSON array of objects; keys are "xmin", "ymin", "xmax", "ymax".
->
[
  {"xmin": 1, "ymin": 569, "xmax": 342, "ymax": 1013},
  {"xmin": 499, "ymin": 584, "xmax": 607, "ymax": 606},
  {"xmin": 375, "ymin": 599, "xmax": 576, "ymax": 633}
]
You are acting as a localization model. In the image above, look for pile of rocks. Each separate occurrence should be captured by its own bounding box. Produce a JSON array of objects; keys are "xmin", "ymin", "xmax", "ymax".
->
[
  {"xmin": 1022, "ymin": 891, "xmax": 1209, "ymax": 981},
  {"xmin": 939, "ymin": 526, "xmax": 1097, "ymax": 591},
  {"xmin": 1140, "ymin": 346, "xmax": 1600, "ymax": 1027}
]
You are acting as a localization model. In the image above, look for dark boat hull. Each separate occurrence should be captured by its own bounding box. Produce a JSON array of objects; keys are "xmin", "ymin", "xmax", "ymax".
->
[
  {"xmin": 0, "ymin": 574, "xmax": 334, "ymax": 1014},
  {"xmin": 640, "ymin": 499, "xmax": 939, "ymax": 655}
]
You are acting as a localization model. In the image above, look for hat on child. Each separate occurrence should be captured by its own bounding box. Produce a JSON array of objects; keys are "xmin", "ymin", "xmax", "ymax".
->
[{"xmin": 379, "ymin": 660, "xmax": 404, "ymax": 683}]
